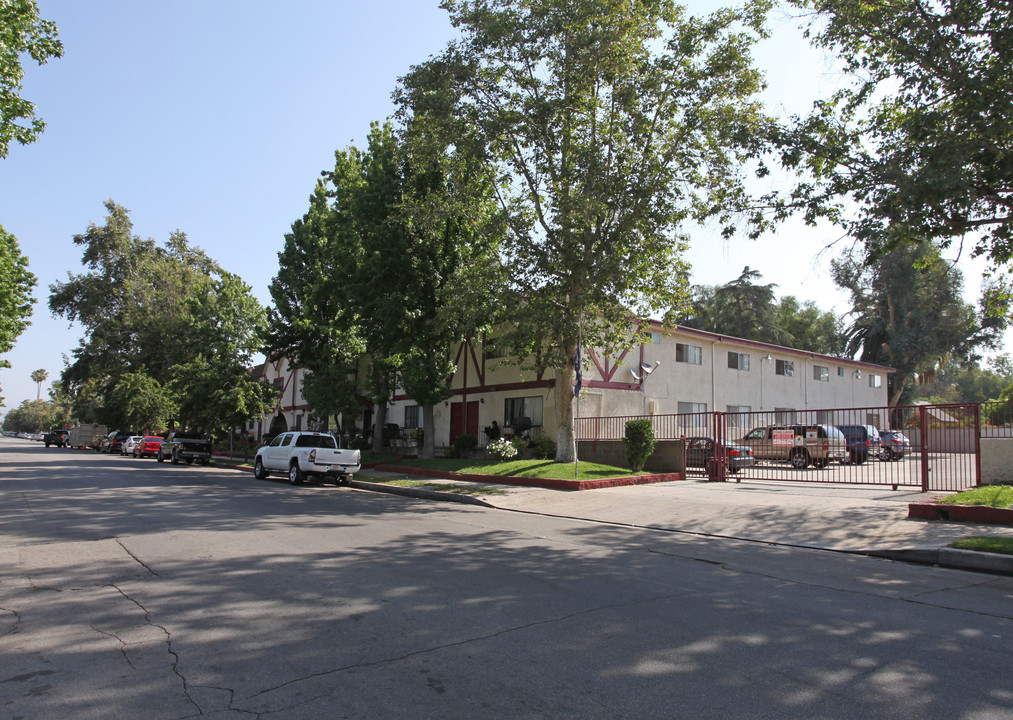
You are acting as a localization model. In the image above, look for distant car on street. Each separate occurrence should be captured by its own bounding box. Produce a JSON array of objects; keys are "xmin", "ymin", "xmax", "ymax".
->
[
  {"xmin": 122, "ymin": 435, "xmax": 145, "ymax": 456},
  {"xmin": 133, "ymin": 436, "xmax": 165, "ymax": 459}
]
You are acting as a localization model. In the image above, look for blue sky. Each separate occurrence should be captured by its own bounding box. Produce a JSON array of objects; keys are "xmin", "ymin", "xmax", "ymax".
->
[{"xmin": 0, "ymin": 1, "xmax": 1002, "ymax": 415}]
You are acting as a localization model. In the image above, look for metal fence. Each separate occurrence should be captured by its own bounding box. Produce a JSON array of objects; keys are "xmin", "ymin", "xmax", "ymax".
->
[{"xmin": 577, "ymin": 401, "xmax": 1013, "ymax": 492}]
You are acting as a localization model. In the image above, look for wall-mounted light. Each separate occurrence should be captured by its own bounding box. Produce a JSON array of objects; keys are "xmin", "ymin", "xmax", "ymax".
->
[
  {"xmin": 480, "ymin": 398, "xmax": 485, "ymax": 404},
  {"xmin": 854, "ymin": 369, "xmax": 862, "ymax": 379}
]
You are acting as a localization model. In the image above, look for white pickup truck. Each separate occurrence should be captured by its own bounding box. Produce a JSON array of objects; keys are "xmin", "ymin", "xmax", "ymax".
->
[{"xmin": 253, "ymin": 431, "xmax": 361, "ymax": 485}]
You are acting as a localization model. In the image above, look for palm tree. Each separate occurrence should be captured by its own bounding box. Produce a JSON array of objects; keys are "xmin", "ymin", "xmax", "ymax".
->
[{"xmin": 30, "ymin": 368, "xmax": 48, "ymax": 400}]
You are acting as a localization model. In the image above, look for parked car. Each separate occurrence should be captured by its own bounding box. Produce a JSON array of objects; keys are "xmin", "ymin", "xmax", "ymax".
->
[
  {"xmin": 878, "ymin": 430, "xmax": 911, "ymax": 461},
  {"xmin": 685, "ymin": 436, "xmax": 756, "ymax": 473},
  {"xmin": 121, "ymin": 435, "xmax": 145, "ymax": 456},
  {"xmin": 254, "ymin": 431, "xmax": 361, "ymax": 484},
  {"xmin": 158, "ymin": 431, "xmax": 213, "ymax": 465},
  {"xmin": 101, "ymin": 430, "xmax": 133, "ymax": 454},
  {"xmin": 836, "ymin": 424, "xmax": 882, "ymax": 465},
  {"xmin": 738, "ymin": 424, "xmax": 847, "ymax": 469},
  {"xmin": 43, "ymin": 428, "xmax": 69, "ymax": 448},
  {"xmin": 133, "ymin": 436, "xmax": 165, "ymax": 459}
]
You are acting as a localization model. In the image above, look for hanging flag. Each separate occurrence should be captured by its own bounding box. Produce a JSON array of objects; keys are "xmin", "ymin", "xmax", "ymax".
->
[{"xmin": 573, "ymin": 342, "xmax": 582, "ymax": 398}]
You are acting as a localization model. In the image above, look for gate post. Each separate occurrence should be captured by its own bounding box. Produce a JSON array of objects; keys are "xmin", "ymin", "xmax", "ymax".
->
[
  {"xmin": 919, "ymin": 405, "xmax": 930, "ymax": 492},
  {"xmin": 973, "ymin": 403, "xmax": 982, "ymax": 487}
]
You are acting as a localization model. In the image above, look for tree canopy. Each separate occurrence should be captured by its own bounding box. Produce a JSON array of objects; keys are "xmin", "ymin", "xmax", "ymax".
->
[
  {"xmin": 0, "ymin": 224, "xmax": 36, "ymax": 383},
  {"xmin": 774, "ymin": 0, "xmax": 1013, "ymax": 270},
  {"xmin": 399, "ymin": 0, "xmax": 773, "ymax": 460},
  {"xmin": 0, "ymin": 0, "xmax": 63, "ymax": 157},
  {"xmin": 267, "ymin": 121, "xmax": 505, "ymax": 455},
  {"xmin": 831, "ymin": 242, "xmax": 1007, "ymax": 406},
  {"xmin": 681, "ymin": 266, "xmax": 846, "ymax": 355},
  {"xmin": 49, "ymin": 201, "xmax": 274, "ymax": 432}
]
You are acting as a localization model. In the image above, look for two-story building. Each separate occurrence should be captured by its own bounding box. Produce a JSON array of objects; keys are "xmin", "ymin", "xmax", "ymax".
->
[{"xmin": 250, "ymin": 322, "xmax": 891, "ymax": 446}]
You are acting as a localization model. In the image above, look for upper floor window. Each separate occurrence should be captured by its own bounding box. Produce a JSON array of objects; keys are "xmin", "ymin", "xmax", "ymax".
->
[
  {"xmin": 728, "ymin": 351, "xmax": 750, "ymax": 371},
  {"xmin": 776, "ymin": 359, "xmax": 794, "ymax": 377},
  {"xmin": 813, "ymin": 365, "xmax": 829, "ymax": 382},
  {"xmin": 869, "ymin": 374, "xmax": 882, "ymax": 388},
  {"xmin": 676, "ymin": 343, "xmax": 702, "ymax": 365}
]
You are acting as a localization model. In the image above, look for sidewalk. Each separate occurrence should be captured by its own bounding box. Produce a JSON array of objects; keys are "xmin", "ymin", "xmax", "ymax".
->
[{"xmin": 354, "ymin": 467, "xmax": 1013, "ymax": 576}]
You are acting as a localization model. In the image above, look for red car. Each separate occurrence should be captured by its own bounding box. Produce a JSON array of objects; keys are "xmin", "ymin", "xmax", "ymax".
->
[{"xmin": 133, "ymin": 436, "xmax": 165, "ymax": 459}]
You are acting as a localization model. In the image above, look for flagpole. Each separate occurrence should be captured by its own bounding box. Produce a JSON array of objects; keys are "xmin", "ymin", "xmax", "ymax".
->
[{"xmin": 573, "ymin": 309, "xmax": 582, "ymax": 481}]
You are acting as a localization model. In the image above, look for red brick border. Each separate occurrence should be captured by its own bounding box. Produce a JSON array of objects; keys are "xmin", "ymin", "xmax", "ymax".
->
[{"xmin": 908, "ymin": 503, "xmax": 1013, "ymax": 525}]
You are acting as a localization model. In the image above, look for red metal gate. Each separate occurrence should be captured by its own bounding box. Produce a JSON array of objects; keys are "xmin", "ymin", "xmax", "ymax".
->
[{"xmin": 576, "ymin": 402, "xmax": 1009, "ymax": 492}]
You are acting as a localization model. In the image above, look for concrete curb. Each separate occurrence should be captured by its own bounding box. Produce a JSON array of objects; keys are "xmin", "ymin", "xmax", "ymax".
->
[{"xmin": 347, "ymin": 479, "xmax": 495, "ymax": 507}]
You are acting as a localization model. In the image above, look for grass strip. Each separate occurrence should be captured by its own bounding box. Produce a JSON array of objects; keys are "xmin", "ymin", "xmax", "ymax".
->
[
  {"xmin": 394, "ymin": 457, "xmax": 642, "ymax": 480},
  {"xmin": 949, "ymin": 536, "xmax": 1013, "ymax": 556},
  {"xmin": 935, "ymin": 485, "xmax": 1013, "ymax": 509}
]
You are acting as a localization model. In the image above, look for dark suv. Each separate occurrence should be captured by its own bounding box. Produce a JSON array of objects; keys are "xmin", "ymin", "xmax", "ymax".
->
[
  {"xmin": 836, "ymin": 424, "xmax": 882, "ymax": 465},
  {"xmin": 101, "ymin": 430, "xmax": 133, "ymax": 454}
]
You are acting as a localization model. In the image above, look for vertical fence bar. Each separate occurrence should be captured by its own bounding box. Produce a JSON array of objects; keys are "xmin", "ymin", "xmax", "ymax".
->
[{"xmin": 919, "ymin": 405, "xmax": 930, "ymax": 492}]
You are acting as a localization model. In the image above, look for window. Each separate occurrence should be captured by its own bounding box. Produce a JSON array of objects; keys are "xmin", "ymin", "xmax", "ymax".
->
[
  {"xmin": 649, "ymin": 332, "xmax": 662, "ymax": 344},
  {"xmin": 728, "ymin": 351, "xmax": 750, "ymax": 371},
  {"xmin": 676, "ymin": 343, "xmax": 702, "ymax": 365},
  {"xmin": 727, "ymin": 405, "xmax": 751, "ymax": 414},
  {"xmin": 813, "ymin": 365, "xmax": 829, "ymax": 382},
  {"xmin": 838, "ymin": 366, "xmax": 845, "ymax": 377},
  {"xmin": 504, "ymin": 396, "xmax": 543, "ymax": 426},
  {"xmin": 869, "ymin": 374, "xmax": 882, "ymax": 388},
  {"xmin": 774, "ymin": 408, "xmax": 796, "ymax": 424},
  {"xmin": 775, "ymin": 359, "xmax": 794, "ymax": 377},
  {"xmin": 404, "ymin": 405, "xmax": 421, "ymax": 429},
  {"xmin": 677, "ymin": 401, "xmax": 707, "ymax": 414},
  {"xmin": 484, "ymin": 344, "xmax": 507, "ymax": 360},
  {"xmin": 272, "ymin": 377, "xmax": 284, "ymax": 391}
]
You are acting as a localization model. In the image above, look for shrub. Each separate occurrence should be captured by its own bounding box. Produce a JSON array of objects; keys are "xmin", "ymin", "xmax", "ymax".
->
[
  {"xmin": 623, "ymin": 418, "xmax": 655, "ymax": 472},
  {"xmin": 510, "ymin": 435, "xmax": 528, "ymax": 455},
  {"xmin": 453, "ymin": 433, "xmax": 478, "ymax": 458},
  {"xmin": 487, "ymin": 437, "xmax": 518, "ymax": 461},
  {"xmin": 532, "ymin": 434, "xmax": 556, "ymax": 460}
]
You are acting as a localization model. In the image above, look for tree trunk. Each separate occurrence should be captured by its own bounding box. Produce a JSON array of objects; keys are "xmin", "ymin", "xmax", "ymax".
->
[
  {"xmin": 421, "ymin": 404, "xmax": 436, "ymax": 459},
  {"xmin": 554, "ymin": 354, "xmax": 576, "ymax": 463},
  {"xmin": 372, "ymin": 375, "xmax": 389, "ymax": 454}
]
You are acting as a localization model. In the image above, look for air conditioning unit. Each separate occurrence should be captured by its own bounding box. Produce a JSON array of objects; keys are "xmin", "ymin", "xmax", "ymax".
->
[{"xmin": 648, "ymin": 400, "xmax": 660, "ymax": 416}]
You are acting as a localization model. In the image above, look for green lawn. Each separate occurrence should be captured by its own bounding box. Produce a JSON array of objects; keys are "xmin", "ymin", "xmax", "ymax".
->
[
  {"xmin": 949, "ymin": 536, "xmax": 1013, "ymax": 556},
  {"xmin": 935, "ymin": 485, "xmax": 1013, "ymax": 509},
  {"xmin": 393, "ymin": 457, "xmax": 643, "ymax": 480}
]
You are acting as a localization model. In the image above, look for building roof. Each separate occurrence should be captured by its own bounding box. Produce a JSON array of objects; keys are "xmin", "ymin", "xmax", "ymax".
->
[{"xmin": 647, "ymin": 321, "xmax": 895, "ymax": 374}]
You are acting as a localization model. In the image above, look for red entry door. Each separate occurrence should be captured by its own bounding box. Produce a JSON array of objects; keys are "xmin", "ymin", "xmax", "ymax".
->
[{"xmin": 449, "ymin": 401, "xmax": 480, "ymax": 445}]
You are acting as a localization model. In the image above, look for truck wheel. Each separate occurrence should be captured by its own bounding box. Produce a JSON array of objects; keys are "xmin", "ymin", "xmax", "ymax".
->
[
  {"xmin": 171, "ymin": 449, "xmax": 180, "ymax": 465},
  {"xmin": 185, "ymin": 457, "xmax": 194, "ymax": 465},
  {"xmin": 157, "ymin": 450, "xmax": 165, "ymax": 463},
  {"xmin": 789, "ymin": 448, "xmax": 809, "ymax": 469},
  {"xmin": 200, "ymin": 458, "xmax": 210, "ymax": 466},
  {"xmin": 254, "ymin": 457, "xmax": 268, "ymax": 479},
  {"xmin": 289, "ymin": 462, "xmax": 304, "ymax": 485}
]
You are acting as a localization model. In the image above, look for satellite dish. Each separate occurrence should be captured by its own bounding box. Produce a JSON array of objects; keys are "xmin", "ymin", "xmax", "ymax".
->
[
  {"xmin": 641, "ymin": 361, "xmax": 660, "ymax": 375},
  {"xmin": 630, "ymin": 368, "xmax": 641, "ymax": 382}
]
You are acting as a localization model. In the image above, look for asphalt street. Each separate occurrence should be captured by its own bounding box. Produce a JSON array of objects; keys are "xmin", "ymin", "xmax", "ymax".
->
[{"xmin": 2, "ymin": 439, "xmax": 1013, "ymax": 719}]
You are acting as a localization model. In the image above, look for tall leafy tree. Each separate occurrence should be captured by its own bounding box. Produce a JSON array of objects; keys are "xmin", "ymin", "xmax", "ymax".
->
[
  {"xmin": 268, "ymin": 122, "xmax": 505, "ymax": 455},
  {"xmin": 0, "ymin": 0, "xmax": 63, "ymax": 157},
  {"xmin": 0, "ymin": 224, "xmax": 36, "ymax": 400},
  {"xmin": 50, "ymin": 201, "xmax": 273, "ymax": 433},
  {"xmin": 832, "ymin": 241, "xmax": 1007, "ymax": 406},
  {"xmin": 682, "ymin": 267, "xmax": 845, "ymax": 354},
  {"xmin": 399, "ymin": 0, "xmax": 773, "ymax": 461},
  {"xmin": 774, "ymin": 0, "xmax": 1013, "ymax": 270}
]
